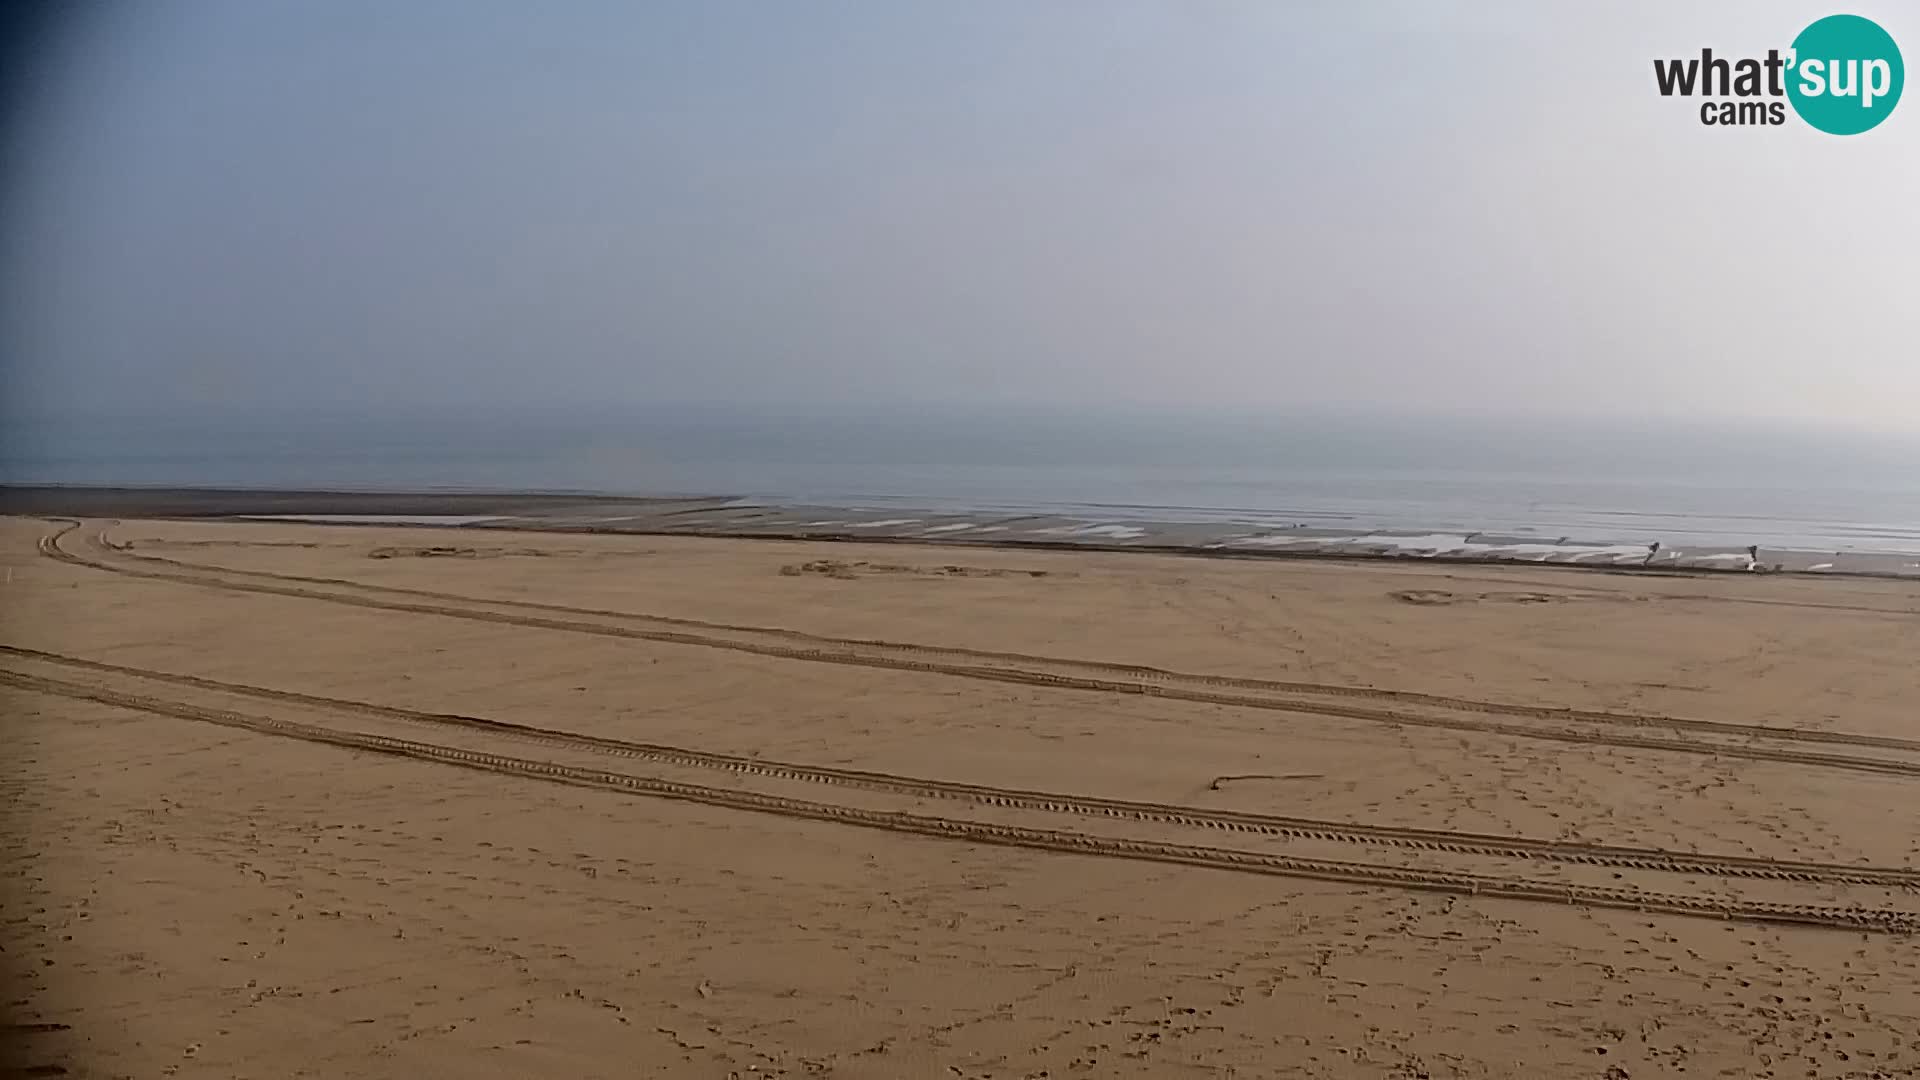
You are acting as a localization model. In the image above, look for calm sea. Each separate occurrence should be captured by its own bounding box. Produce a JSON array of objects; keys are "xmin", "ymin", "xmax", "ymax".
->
[{"xmin": 6, "ymin": 409, "xmax": 1918, "ymax": 555}]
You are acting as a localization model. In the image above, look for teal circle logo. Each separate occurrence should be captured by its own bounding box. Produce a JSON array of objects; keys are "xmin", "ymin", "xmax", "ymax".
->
[{"xmin": 1787, "ymin": 14, "xmax": 1903, "ymax": 134}]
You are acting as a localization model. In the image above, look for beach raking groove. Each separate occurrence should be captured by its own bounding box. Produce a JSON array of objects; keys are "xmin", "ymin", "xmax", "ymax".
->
[{"xmin": 2, "ymin": 667, "xmax": 1914, "ymax": 935}]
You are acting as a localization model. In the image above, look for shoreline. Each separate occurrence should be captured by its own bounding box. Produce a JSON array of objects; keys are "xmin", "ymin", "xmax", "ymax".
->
[
  {"xmin": 10, "ymin": 492, "xmax": 1917, "ymax": 1077},
  {"xmin": 7, "ymin": 483, "xmax": 1918, "ymax": 580},
  {"xmin": 0, "ymin": 484, "xmax": 729, "ymax": 517}
]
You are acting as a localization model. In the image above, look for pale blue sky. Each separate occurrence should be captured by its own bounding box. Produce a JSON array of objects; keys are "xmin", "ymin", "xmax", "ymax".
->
[{"xmin": 3, "ymin": 1, "xmax": 1915, "ymax": 431}]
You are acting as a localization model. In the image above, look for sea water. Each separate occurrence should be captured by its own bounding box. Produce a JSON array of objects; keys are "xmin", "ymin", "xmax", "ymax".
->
[{"xmin": 6, "ymin": 408, "xmax": 1917, "ymax": 555}]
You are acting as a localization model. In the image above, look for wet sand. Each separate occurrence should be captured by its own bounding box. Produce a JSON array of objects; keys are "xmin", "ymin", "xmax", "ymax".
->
[
  {"xmin": 6, "ymin": 485, "xmax": 1916, "ymax": 576},
  {"xmin": 5, "ymin": 513, "xmax": 1920, "ymax": 1078}
]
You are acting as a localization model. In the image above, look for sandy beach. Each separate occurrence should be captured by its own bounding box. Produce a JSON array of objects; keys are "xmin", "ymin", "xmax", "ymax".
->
[{"xmin": 5, "ymin": 512, "xmax": 1920, "ymax": 1078}]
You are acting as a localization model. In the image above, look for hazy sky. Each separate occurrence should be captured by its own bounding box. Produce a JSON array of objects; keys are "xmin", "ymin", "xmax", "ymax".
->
[{"xmin": 2, "ymin": 0, "xmax": 1915, "ymax": 431}]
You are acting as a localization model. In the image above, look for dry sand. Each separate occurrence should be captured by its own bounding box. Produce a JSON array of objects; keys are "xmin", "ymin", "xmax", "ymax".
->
[{"xmin": 4, "ymin": 515, "xmax": 1920, "ymax": 1079}]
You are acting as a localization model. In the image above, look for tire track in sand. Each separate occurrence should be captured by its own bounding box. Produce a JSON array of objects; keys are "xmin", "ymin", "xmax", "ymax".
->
[
  {"xmin": 7, "ymin": 643, "xmax": 1914, "ymax": 889},
  {"xmin": 41, "ymin": 521, "xmax": 1920, "ymax": 779},
  {"xmin": 80, "ymin": 522, "xmax": 1920, "ymax": 754},
  {"xmin": 3, "ymin": 667, "xmax": 1914, "ymax": 934}
]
